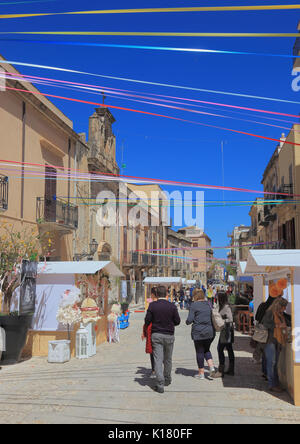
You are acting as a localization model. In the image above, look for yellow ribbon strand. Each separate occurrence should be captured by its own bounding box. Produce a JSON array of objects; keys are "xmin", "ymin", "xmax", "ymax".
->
[
  {"xmin": 2, "ymin": 31, "xmax": 299, "ymax": 37},
  {"xmin": 0, "ymin": 4, "xmax": 300, "ymax": 19}
]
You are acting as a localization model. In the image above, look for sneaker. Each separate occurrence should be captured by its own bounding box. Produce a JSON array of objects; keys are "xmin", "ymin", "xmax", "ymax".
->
[
  {"xmin": 150, "ymin": 372, "xmax": 156, "ymax": 379},
  {"xmin": 194, "ymin": 374, "xmax": 205, "ymax": 380},
  {"xmin": 210, "ymin": 370, "xmax": 223, "ymax": 379},
  {"xmin": 154, "ymin": 386, "xmax": 164, "ymax": 394},
  {"xmin": 164, "ymin": 380, "xmax": 172, "ymax": 386}
]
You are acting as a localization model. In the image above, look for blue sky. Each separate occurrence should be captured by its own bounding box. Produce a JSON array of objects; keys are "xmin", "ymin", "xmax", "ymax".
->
[{"xmin": 0, "ymin": 0, "xmax": 299, "ymax": 257}]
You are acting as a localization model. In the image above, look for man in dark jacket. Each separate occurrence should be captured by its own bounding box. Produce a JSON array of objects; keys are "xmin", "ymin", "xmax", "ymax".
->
[{"xmin": 144, "ymin": 285, "xmax": 181, "ymax": 393}]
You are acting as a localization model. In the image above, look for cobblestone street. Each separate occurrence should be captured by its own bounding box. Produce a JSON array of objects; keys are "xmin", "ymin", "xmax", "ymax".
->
[{"xmin": 1, "ymin": 310, "xmax": 300, "ymax": 424}]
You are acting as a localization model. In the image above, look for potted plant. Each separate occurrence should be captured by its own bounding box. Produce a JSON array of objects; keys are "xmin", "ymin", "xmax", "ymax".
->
[
  {"xmin": 0, "ymin": 223, "xmax": 53, "ymax": 364},
  {"xmin": 120, "ymin": 302, "xmax": 129, "ymax": 314}
]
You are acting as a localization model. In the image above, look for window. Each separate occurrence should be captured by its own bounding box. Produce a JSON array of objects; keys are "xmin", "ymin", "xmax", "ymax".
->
[
  {"xmin": 289, "ymin": 164, "xmax": 293, "ymax": 185},
  {"xmin": 0, "ymin": 175, "xmax": 8, "ymax": 210}
]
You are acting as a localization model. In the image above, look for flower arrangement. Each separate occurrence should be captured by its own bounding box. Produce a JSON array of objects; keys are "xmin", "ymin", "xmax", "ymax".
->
[
  {"xmin": 77, "ymin": 272, "xmax": 108, "ymax": 317},
  {"xmin": 107, "ymin": 304, "xmax": 121, "ymax": 323},
  {"xmin": 59, "ymin": 287, "xmax": 81, "ymax": 308},
  {"xmin": 107, "ymin": 312, "xmax": 118, "ymax": 322},
  {"xmin": 56, "ymin": 287, "xmax": 82, "ymax": 338},
  {"xmin": 111, "ymin": 304, "xmax": 121, "ymax": 315},
  {"xmin": 56, "ymin": 305, "xmax": 82, "ymax": 326},
  {"xmin": 80, "ymin": 297, "xmax": 101, "ymax": 324}
]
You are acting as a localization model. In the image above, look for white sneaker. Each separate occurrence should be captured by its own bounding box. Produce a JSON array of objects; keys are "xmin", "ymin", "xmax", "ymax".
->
[{"xmin": 194, "ymin": 374, "xmax": 205, "ymax": 380}]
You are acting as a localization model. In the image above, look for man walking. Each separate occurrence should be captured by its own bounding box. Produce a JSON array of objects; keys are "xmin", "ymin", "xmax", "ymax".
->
[{"xmin": 144, "ymin": 286, "xmax": 181, "ymax": 393}]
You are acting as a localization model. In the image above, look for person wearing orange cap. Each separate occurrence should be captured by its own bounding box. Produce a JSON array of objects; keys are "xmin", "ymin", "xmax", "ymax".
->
[{"xmin": 262, "ymin": 296, "xmax": 288, "ymax": 393}]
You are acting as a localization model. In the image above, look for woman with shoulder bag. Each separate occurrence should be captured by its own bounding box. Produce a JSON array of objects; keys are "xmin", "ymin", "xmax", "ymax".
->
[
  {"xmin": 217, "ymin": 292, "xmax": 235, "ymax": 378},
  {"xmin": 262, "ymin": 296, "xmax": 288, "ymax": 393},
  {"xmin": 186, "ymin": 289, "xmax": 222, "ymax": 380}
]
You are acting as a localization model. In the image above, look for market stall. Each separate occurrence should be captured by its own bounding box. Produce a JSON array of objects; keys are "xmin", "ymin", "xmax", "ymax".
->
[
  {"xmin": 244, "ymin": 250, "xmax": 299, "ymax": 405},
  {"xmin": 15, "ymin": 261, "xmax": 124, "ymax": 358},
  {"xmin": 143, "ymin": 276, "xmax": 182, "ymax": 310}
]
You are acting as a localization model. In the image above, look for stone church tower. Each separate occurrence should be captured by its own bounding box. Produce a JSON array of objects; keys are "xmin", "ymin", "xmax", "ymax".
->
[
  {"xmin": 88, "ymin": 107, "xmax": 119, "ymax": 175},
  {"xmin": 87, "ymin": 106, "xmax": 120, "ymax": 265}
]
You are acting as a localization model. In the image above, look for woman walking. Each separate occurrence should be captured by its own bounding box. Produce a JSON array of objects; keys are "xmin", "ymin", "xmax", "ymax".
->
[
  {"xmin": 141, "ymin": 287, "xmax": 158, "ymax": 378},
  {"xmin": 262, "ymin": 296, "xmax": 288, "ymax": 392},
  {"xmin": 186, "ymin": 289, "xmax": 222, "ymax": 380},
  {"xmin": 217, "ymin": 292, "xmax": 235, "ymax": 377}
]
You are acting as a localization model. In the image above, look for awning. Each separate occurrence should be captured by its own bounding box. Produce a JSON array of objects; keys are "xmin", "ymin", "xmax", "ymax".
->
[
  {"xmin": 249, "ymin": 249, "xmax": 300, "ymax": 267},
  {"xmin": 37, "ymin": 261, "xmax": 124, "ymax": 277},
  {"xmin": 237, "ymin": 261, "xmax": 247, "ymax": 276},
  {"xmin": 238, "ymin": 276, "xmax": 254, "ymax": 284},
  {"xmin": 143, "ymin": 277, "xmax": 182, "ymax": 285},
  {"xmin": 244, "ymin": 249, "xmax": 300, "ymax": 275}
]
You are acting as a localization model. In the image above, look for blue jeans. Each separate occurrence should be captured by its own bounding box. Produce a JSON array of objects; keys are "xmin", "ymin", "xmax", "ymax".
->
[{"xmin": 264, "ymin": 343, "xmax": 280, "ymax": 389}]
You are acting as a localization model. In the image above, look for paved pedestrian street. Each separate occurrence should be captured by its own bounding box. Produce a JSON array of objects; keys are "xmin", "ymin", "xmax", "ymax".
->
[{"xmin": 1, "ymin": 310, "xmax": 300, "ymax": 424}]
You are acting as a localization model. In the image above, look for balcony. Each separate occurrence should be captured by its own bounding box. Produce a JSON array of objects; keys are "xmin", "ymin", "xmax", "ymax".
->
[
  {"xmin": 0, "ymin": 175, "xmax": 8, "ymax": 211},
  {"xmin": 264, "ymin": 205, "xmax": 277, "ymax": 223},
  {"xmin": 36, "ymin": 197, "xmax": 78, "ymax": 233},
  {"xmin": 122, "ymin": 252, "xmax": 161, "ymax": 267},
  {"xmin": 277, "ymin": 184, "xmax": 293, "ymax": 199},
  {"xmin": 173, "ymin": 261, "xmax": 181, "ymax": 271}
]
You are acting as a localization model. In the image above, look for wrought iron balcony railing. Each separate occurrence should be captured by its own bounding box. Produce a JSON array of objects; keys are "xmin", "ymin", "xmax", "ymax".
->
[{"xmin": 36, "ymin": 197, "xmax": 78, "ymax": 230}]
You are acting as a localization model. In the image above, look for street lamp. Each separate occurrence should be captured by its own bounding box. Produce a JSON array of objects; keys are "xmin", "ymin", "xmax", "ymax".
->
[
  {"xmin": 89, "ymin": 239, "xmax": 98, "ymax": 256},
  {"xmin": 74, "ymin": 239, "xmax": 99, "ymax": 261}
]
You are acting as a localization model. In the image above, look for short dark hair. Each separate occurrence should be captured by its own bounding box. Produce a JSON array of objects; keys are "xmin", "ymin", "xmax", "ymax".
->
[
  {"xmin": 151, "ymin": 287, "xmax": 158, "ymax": 298},
  {"xmin": 157, "ymin": 286, "xmax": 167, "ymax": 298}
]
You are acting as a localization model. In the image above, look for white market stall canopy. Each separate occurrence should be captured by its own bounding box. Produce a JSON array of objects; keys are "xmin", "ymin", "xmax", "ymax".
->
[
  {"xmin": 37, "ymin": 261, "xmax": 124, "ymax": 277},
  {"xmin": 143, "ymin": 277, "xmax": 182, "ymax": 285},
  {"xmin": 244, "ymin": 250, "xmax": 298, "ymax": 276},
  {"xmin": 13, "ymin": 261, "xmax": 124, "ymax": 332},
  {"xmin": 187, "ymin": 280, "xmax": 197, "ymax": 285}
]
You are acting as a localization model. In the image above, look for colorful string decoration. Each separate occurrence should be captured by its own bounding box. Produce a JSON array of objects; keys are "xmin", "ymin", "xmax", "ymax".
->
[
  {"xmin": 1, "ymin": 31, "xmax": 300, "ymax": 38},
  {"xmin": 1, "ymin": 4, "xmax": 300, "ymax": 20},
  {"xmin": 5, "ymin": 84, "xmax": 300, "ymax": 149},
  {"xmin": 1, "ymin": 59, "xmax": 300, "ymax": 105}
]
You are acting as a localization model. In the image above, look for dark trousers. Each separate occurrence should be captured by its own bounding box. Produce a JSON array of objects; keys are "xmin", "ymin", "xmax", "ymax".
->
[
  {"xmin": 152, "ymin": 333, "xmax": 175, "ymax": 389},
  {"xmin": 194, "ymin": 339, "xmax": 213, "ymax": 369},
  {"xmin": 150, "ymin": 353, "xmax": 155, "ymax": 372},
  {"xmin": 218, "ymin": 341, "xmax": 235, "ymax": 366}
]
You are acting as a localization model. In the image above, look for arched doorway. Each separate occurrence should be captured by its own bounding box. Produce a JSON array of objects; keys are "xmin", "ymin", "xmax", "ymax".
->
[{"xmin": 97, "ymin": 241, "xmax": 112, "ymax": 261}]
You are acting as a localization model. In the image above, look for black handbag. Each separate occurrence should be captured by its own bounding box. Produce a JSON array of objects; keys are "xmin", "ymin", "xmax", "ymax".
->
[{"xmin": 219, "ymin": 322, "xmax": 233, "ymax": 344}]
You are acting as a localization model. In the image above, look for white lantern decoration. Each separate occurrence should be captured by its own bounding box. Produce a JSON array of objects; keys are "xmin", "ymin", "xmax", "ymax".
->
[{"xmin": 76, "ymin": 323, "xmax": 89, "ymax": 359}]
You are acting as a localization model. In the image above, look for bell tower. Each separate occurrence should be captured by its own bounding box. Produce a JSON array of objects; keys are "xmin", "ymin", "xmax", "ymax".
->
[{"xmin": 88, "ymin": 105, "xmax": 117, "ymax": 170}]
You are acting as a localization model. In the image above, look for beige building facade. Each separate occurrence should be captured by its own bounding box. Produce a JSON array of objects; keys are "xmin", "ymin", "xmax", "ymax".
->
[
  {"xmin": 0, "ymin": 55, "xmax": 91, "ymax": 262},
  {"xmin": 177, "ymin": 226, "xmax": 212, "ymax": 286},
  {"xmin": 249, "ymin": 131, "xmax": 298, "ymax": 250}
]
